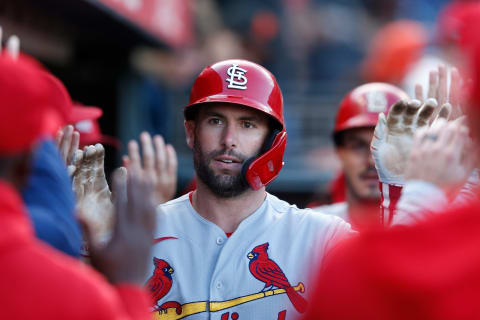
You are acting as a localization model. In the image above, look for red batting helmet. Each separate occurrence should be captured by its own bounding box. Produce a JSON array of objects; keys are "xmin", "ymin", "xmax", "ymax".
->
[
  {"xmin": 185, "ymin": 59, "xmax": 286, "ymax": 190},
  {"xmin": 334, "ymin": 82, "xmax": 409, "ymax": 135}
]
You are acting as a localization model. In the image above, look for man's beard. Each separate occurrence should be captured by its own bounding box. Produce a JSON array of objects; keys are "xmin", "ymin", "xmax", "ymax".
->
[
  {"xmin": 345, "ymin": 167, "xmax": 380, "ymax": 202},
  {"xmin": 193, "ymin": 141, "xmax": 252, "ymax": 198}
]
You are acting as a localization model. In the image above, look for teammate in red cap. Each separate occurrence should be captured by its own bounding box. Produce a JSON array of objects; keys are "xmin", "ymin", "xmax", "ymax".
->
[
  {"xmin": 303, "ymin": 18, "xmax": 480, "ymax": 320},
  {"xmin": 0, "ymin": 51, "xmax": 157, "ymax": 319},
  {"xmin": 312, "ymin": 83, "xmax": 409, "ymax": 230},
  {"xmin": 124, "ymin": 59, "xmax": 352, "ymax": 319}
]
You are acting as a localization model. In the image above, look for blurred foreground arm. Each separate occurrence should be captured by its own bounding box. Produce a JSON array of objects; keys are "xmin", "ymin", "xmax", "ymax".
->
[
  {"xmin": 394, "ymin": 118, "xmax": 475, "ymax": 225},
  {"xmin": 84, "ymin": 162, "xmax": 157, "ymax": 285}
]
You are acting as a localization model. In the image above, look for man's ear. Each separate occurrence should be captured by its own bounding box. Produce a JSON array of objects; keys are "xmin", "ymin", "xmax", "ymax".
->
[{"xmin": 184, "ymin": 120, "xmax": 195, "ymax": 149}]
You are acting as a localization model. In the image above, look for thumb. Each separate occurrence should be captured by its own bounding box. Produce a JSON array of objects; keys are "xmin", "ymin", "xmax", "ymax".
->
[{"xmin": 371, "ymin": 112, "xmax": 387, "ymax": 152}]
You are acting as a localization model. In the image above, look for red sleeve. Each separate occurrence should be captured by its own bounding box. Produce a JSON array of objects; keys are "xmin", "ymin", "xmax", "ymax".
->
[{"xmin": 115, "ymin": 284, "xmax": 153, "ymax": 320}]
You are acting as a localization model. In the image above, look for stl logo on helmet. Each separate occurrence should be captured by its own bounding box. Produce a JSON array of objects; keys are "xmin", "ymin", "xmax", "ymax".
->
[
  {"xmin": 226, "ymin": 64, "xmax": 248, "ymax": 90},
  {"xmin": 366, "ymin": 91, "xmax": 387, "ymax": 113}
]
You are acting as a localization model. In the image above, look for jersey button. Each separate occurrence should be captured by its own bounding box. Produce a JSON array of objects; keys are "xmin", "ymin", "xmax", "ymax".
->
[
  {"xmin": 216, "ymin": 237, "xmax": 224, "ymax": 245},
  {"xmin": 215, "ymin": 281, "xmax": 222, "ymax": 289}
]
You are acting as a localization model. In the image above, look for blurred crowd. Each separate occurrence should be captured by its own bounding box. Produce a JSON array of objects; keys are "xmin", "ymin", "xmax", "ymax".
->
[{"xmin": 2, "ymin": 0, "xmax": 480, "ymax": 319}]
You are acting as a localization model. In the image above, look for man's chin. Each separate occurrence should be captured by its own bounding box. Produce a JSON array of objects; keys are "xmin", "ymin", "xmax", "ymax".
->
[
  {"xmin": 353, "ymin": 183, "xmax": 381, "ymax": 201},
  {"xmin": 357, "ymin": 189, "xmax": 381, "ymax": 201}
]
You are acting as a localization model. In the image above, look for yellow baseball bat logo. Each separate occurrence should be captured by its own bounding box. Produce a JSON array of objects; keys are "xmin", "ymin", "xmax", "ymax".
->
[{"xmin": 153, "ymin": 282, "xmax": 305, "ymax": 320}]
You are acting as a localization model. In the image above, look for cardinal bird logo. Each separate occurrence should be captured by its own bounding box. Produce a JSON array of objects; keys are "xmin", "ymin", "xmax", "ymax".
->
[
  {"xmin": 146, "ymin": 258, "xmax": 181, "ymax": 313},
  {"xmin": 247, "ymin": 243, "xmax": 308, "ymax": 313}
]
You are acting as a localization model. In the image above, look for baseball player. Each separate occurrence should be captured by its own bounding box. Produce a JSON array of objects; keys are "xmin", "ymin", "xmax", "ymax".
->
[
  {"xmin": 302, "ymin": 24, "xmax": 480, "ymax": 320},
  {"xmin": 126, "ymin": 59, "xmax": 352, "ymax": 319},
  {"xmin": 311, "ymin": 83, "xmax": 409, "ymax": 230},
  {"xmin": 0, "ymin": 51, "xmax": 156, "ymax": 319}
]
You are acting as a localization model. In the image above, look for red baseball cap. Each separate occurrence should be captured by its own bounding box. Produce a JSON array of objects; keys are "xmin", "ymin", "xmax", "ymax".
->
[
  {"xmin": 0, "ymin": 55, "xmax": 64, "ymax": 153},
  {"xmin": 40, "ymin": 76, "xmax": 104, "ymax": 130},
  {"xmin": 70, "ymin": 102, "xmax": 103, "ymax": 124},
  {"xmin": 71, "ymin": 104, "xmax": 120, "ymax": 149}
]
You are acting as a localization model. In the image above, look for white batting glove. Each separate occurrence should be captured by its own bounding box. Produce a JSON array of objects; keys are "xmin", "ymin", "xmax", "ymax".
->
[
  {"xmin": 371, "ymin": 98, "xmax": 441, "ymax": 186},
  {"xmin": 370, "ymin": 98, "xmax": 450, "ymax": 225}
]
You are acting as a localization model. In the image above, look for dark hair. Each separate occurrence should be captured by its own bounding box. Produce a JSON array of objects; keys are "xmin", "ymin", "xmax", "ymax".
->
[{"xmin": 333, "ymin": 131, "xmax": 346, "ymax": 147}]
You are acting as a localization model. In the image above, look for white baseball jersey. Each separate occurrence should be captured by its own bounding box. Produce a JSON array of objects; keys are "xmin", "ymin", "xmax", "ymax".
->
[
  {"xmin": 311, "ymin": 202, "xmax": 349, "ymax": 224},
  {"xmin": 147, "ymin": 192, "xmax": 352, "ymax": 320}
]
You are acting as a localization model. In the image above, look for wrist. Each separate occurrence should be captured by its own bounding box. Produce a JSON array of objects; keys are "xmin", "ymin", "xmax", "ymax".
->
[{"xmin": 379, "ymin": 182, "xmax": 403, "ymax": 226}]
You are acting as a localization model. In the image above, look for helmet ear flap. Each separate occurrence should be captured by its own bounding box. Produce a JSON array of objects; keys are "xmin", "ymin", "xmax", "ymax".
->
[
  {"xmin": 241, "ymin": 129, "xmax": 281, "ymax": 183},
  {"xmin": 261, "ymin": 129, "xmax": 281, "ymax": 153},
  {"xmin": 242, "ymin": 129, "xmax": 287, "ymax": 190}
]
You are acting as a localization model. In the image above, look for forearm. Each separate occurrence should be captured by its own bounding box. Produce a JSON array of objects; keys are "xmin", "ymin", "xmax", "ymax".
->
[{"xmin": 392, "ymin": 180, "xmax": 448, "ymax": 226}]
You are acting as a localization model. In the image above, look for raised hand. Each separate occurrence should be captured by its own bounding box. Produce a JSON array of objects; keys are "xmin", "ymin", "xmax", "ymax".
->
[
  {"xmin": 124, "ymin": 132, "xmax": 178, "ymax": 206},
  {"xmin": 74, "ymin": 144, "xmax": 114, "ymax": 246},
  {"xmin": 405, "ymin": 117, "xmax": 475, "ymax": 196},
  {"xmin": 56, "ymin": 125, "xmax": 81, "ymax": 177},
  {"xmin": 414, "ymin": 65, "xmax": 464, "ymax": 120},
  {"xmin": 370, "ymin": 98, "xmax": 450, "ymax": 185},
  {"xmin": 84, "ymin": 165, "xmax": 157, "ymax": 285}
]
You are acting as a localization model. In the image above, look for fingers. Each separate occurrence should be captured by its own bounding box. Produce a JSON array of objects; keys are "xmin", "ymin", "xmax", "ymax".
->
[
  {"xmin": 153, "ymin": 135, "xmax": 167, "ymax": 173},
  {"xmin": 112, "ymin": 167, "xmax": 128, "ymax": 231},
  {"xmin": 122, "ymin": 155, "xmax": 130, "ymax": 169},
  {"xmin": 56, "ymin": 128, "xmax": 64, "ymax": 149},
  {"xmin": 127, "ymin": 163, "xmax": 156, "ymax": 232},
  {"xmin": 140, "ymin": 132, "xmax": 155, "ymax": 172},
  {"xmin": 93, "ymin": 144, "xmax": 109, "ymax": 194},
  {"xmin": 166, "ymin": 144, "xmax": 178, "ymax": 179},
  {"xmin": 403, "ymin": 100, "xmax": 422, "ymax": 130},
  {"xmin": 437, "ymin": 65, "xmax": 448, "ymax": 106},
  {"xmin": 386, "ymin": 99, "xmax": 421, "ymax": 134},
  {"xmin": 386, "ymin": 100, "xmax": 408, "ymax": 132},
  {"xmin": 127, "ymin": 140, "xmax": 142, "ymax": 174},
  {"xmin": 94, "ymin": 144, "xmax": 105, "ymax": 172},
  {"xmin": 58, "ymin": 125, "xmax": 74, "ymax": 163},
  {"xmin": 433, "ymin": 103, "xmax": 452, "ymax": 122},
  {"xmin": 449, "ymin": 67, "xmax": 464, "ymax": 119},
  {"xmin": 67, "ymin": 131, "xmax": 80, "ymax": 165},
  {"xmin": 450, "ymin": 67, "xmax": 461, "ymax": 107},
  {"xmin": 73, "ymin": 149, "xmax": 84, "ymax": 168},
  {"xmin": 416, "ymin": 98, "xmax": 437, "ymax": 127},
  {"xmin": 427, "ymin": 70, "xmax": 438, "ymax": 99},
  {"xmin": 83, "ymin": 146, "xmax": 97, "ymax": 195},
  {"xmin": 415, "ymin": 84, "xmax": 424, "ymax": 102},
  {"xmin": 371, "ymin": 112, "xmax": 387, "ymax": 152},
  {"xmin": 72, "ymin": 150, "xmax": 85, "ymax": 198}
]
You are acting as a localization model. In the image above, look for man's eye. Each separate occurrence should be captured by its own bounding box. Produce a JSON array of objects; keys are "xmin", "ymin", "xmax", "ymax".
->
[
  {"xmin": 209, "ymin": 118, "xmax": 222, "ymax": 125},
  {"xmin": 242, "ymin": 121, "xmax": 254, "ymax": 129}
]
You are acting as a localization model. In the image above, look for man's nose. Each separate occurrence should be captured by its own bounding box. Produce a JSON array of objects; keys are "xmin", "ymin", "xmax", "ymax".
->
[{"xmin": 222, "ymin": 124, "xmax": 237, "ymax": 149}]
